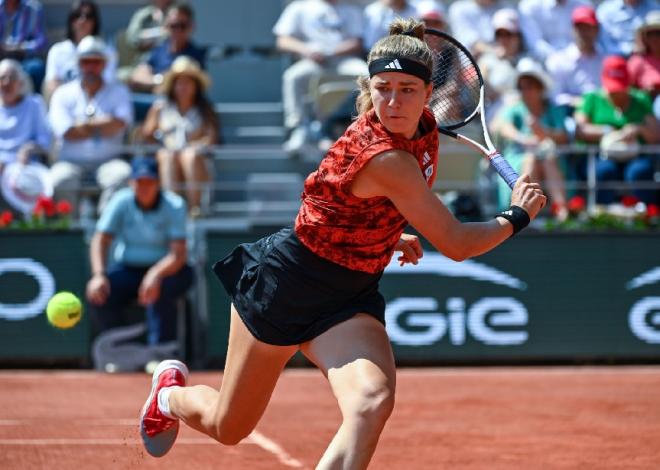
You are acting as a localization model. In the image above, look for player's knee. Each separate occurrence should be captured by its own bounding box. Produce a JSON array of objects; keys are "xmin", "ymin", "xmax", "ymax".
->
[{"xmin": 350, "ymin": 382, "xmax": 395, "ymax": 425}]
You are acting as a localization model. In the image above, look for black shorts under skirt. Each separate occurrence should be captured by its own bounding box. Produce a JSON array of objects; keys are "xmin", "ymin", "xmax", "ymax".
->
[{"xmin": 212, "ymin": 227, "xmax": 385, "ymax": 346}]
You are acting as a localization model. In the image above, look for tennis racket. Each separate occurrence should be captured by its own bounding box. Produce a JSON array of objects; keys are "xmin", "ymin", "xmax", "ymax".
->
[{"xmin": 424, "ymin": 28, "xmax": 518, "ymax": 189}]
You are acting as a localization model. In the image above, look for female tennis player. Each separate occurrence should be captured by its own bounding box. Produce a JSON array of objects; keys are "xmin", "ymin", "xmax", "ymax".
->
[{"xmin": 140, "ymin": 18, "xmax": 546, "ymax": 468}]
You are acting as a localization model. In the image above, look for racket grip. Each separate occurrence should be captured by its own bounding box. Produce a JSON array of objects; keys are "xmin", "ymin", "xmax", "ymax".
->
[{"xmin": 489, "ymin": 153, "xmax": 519, "ymax": 189}]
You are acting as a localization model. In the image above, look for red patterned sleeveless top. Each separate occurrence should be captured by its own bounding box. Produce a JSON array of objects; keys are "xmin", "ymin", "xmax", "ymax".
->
[{"xmin": 294, "ymin": 108, "xmax": 439, "ymax": 274}]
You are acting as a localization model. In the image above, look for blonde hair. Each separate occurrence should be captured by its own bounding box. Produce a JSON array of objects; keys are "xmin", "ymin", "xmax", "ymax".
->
[{"xmin": 356, "ymin": 18, "xmax": 433, "ymax": 115}]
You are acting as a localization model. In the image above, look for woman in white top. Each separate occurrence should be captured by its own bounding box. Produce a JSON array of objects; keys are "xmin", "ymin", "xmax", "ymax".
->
[
  {"xmin": 478, "ymin": 8, "xmax": 529, "ymax": 120},
  {"xmin": 0, "ymin": 59, "xmax": 51, "ymax": 175},
  {"xmin": 43, "ymin": 0, "xmax": 118, "ymax": 101},
  {"xmin": 141, "ymin": 56, "xmax": 219, "ymax": 215}
]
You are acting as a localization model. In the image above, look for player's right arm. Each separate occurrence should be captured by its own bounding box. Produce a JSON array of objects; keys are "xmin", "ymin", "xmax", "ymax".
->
[{"xmin": 351, "ymin": 150, "xmax": 545, "ymax": 261}]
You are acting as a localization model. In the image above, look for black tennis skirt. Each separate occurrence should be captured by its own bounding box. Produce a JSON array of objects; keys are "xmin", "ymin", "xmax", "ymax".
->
[{"xmin": 212, "ymin": 227, "xmax": 385, "ymax": 346}]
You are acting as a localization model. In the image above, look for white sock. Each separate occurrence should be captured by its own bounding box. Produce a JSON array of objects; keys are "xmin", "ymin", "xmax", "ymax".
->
[{"xmin": 157, "ymin": 386, "xmax": 180, "ymax": 419}]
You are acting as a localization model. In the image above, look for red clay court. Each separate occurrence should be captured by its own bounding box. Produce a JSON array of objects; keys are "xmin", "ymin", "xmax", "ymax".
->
[{"xmin": 2, "ymin": 366, "xmax": 660, "ymax": 469}]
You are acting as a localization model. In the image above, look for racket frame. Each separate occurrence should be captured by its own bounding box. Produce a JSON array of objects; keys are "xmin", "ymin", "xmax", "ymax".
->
[{"xmin": 424, "ymin": 28, "xmax": 519, "ymax": 189}]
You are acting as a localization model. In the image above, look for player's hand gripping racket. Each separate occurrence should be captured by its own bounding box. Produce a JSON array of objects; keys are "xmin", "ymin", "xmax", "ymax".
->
[{"xmin": 424, "ymin": 28, "xmax": 518, "ymax": 189}]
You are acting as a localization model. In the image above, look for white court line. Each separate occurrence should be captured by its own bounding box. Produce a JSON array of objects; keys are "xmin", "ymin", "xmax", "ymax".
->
[
  {"xmin": 0, "ymin": 419, "xmax": 135, "ymax": 426},
  {"xmin": 248, "ymin": 430, "xmax": 305, "ymax": 469},
  {"xmin": 0, "ymin": 425, "xmax": 307, "ymax": 469},
  {"xmin": 0, "ymin": 438, "xmax": 216, "ymax": 445}
]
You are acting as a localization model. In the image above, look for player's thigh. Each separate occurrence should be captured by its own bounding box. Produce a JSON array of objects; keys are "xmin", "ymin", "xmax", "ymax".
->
[
  {"xmin": 300, "ymin": 313, "xmax": 396, "ymax": 412},
  {"xmin": 214, "ymin": 305, "xmax": 298, "ymax": 430}
]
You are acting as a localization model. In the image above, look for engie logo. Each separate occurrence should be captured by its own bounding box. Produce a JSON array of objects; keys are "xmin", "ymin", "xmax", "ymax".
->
[
  {"xmin": 0, "ymin": 258, "xmax": 55, "ymax": 321},
  {"xmin": 383, "ymin": 254, "xmax": 528, "ymax": 347},
  {"xmin": 626, "ymin": 268, "xmax": 660, "ymax": 344}
]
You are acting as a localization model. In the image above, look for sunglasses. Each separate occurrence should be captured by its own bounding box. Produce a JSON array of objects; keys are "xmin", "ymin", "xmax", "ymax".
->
[
  {"xmin": 495, "ymin": 30, "xmax": 517, "ymax": 38},
  {"xmin": 0, "ymin": 74, "xmax": 17, "ymax": 83},
  {"xmin": 80, "ymin": 58, "xmax": 105, "ymax": 66},
  {"xmin": 73, "ymin": 12, "xmax": 95, "ymax": 21},
  {"xmin": 167, "ymin": 22, "xmax": 190, "ymax": 31}
]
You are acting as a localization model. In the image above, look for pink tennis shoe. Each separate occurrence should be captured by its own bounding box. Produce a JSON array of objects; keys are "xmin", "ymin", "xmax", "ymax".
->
[{"xmin": 139, "ymin": 359, "xmax": 189, "ymax": 457}]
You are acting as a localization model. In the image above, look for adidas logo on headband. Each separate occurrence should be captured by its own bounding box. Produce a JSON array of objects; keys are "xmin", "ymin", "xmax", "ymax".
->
[
  {"xmin": 368, "ymin": 57, "xmax": 431, "ymax": 83},
  {"xmin": 384, "ymin": 59, "xmax": 403, "ymax": 70}
]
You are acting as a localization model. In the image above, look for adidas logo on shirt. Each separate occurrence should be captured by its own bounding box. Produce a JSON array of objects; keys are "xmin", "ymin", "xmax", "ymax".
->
[
  {"xmin": 384, "ymin": 59, "xmax": 403, "ymax": 70},
  {"xmin": 422, "ymin": 152, "xmax": 431, "ymax": 165}
]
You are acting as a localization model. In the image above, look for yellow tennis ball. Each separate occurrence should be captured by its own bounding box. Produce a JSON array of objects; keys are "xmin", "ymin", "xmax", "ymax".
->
[{"xmin": 46, "ymin": 292, "xmax": 83, "ymax": 329}]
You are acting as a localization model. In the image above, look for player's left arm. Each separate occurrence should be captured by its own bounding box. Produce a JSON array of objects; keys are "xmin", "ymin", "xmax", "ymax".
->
[{"xmin": 351, "ymin": 150, "xmax": 542, "ymax": 261}]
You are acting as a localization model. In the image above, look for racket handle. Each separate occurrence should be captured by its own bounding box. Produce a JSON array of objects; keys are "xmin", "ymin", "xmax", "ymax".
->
[{"xmin": 489, "ymin": 153, "xmax": 519, "ymax": 189}]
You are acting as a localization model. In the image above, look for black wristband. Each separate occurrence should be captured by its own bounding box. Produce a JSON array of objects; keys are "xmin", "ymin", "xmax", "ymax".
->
[{"xmin": 495, "ymin": 205, "xmax": 530, "ymax": 236}]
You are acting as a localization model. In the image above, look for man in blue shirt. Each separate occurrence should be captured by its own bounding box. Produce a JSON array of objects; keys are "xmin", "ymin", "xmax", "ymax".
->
[
  {"xmin": 596, "ymin": 0, "xmax": 659, "ymax": 56},
  {"xmin": 86, "ymin": 156, "xmax": 194, "ymax": 347},
  {"xmin": 0, "ymin": 0, "xmax": 47, "ymax": 92},
  {"xmin": 128, "ymin": 3, "xmax": 206, "ymax": 93}
]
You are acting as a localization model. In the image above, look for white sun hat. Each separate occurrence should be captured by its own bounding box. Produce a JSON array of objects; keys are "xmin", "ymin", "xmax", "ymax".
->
[{"xmin": 1, "ymin": 162, "xmax": 53, "ymax": 214}]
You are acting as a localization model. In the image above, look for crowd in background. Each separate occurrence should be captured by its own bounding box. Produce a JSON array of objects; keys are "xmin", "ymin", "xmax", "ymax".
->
[
  {"xmin": 0, "ymin": 0, "xmax": 656, "ymax": 367},
  {"xmin": 275, "ymin": 0, "xmax": 659, "ymax": 217},
  {"xmin": 0, "ymin": 0, "xmax": 658, "ymax": 225}
]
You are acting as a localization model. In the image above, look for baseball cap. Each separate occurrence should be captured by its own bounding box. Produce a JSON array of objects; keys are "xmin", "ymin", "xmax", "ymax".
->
[
  {"xmin": 516, "ymin": 57, "xmax": 553, "ymax": 93},
  {"xmin": 417, "ymin": 1, "xmax": 446, "ymax": 21},
  {"xmin": 77, "ymin": 35, "xmax": 107, "ymax": 60},
  {"xmin": 601, "ymin": 56, "xmax": 629, "ymax": 93},
  {"xmin": 571, "ymin": 6, "xmax": 598, "ymax": 26},
  {"xmin": 130, "ymin": 157, "xmax": 159, "ymax": 180},
  {"xmin": 492, "ymin": 8, "xmax": 520, "ymax": 33},
  {"xmin": 639, "ymin": 10, "xmax": 660, "ymax": 33}
]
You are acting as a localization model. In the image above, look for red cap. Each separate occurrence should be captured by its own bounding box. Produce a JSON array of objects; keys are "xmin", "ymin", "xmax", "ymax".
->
[
  {"xmin": 601, "ymin": 56, "xmax": 629, "ymax": 93},
  {"xmin": 571, "ymin": 6, "xmax": 598, "ymax": 26}
]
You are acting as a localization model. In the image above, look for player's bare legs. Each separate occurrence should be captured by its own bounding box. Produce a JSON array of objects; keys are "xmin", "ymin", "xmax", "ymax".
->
[
  {"xmin": 168, "ymin": 305, "xmax": 298, "ymax": 444},
  {"xmin": 300, "ymin": 314, "xmax": 396, "ymax": 470}
]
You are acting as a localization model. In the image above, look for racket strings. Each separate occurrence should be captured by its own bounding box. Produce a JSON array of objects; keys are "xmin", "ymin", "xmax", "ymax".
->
[{"xmin": 425, "ymin": 35, "xmax": 481, "ymax": 128}]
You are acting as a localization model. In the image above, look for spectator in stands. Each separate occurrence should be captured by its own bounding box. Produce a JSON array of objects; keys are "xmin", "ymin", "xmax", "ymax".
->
[
  {"xmin": 141, "ymin": 56, "xmax": 218, "ymax": 217},
  {"xmin": 546, "ymin": 5, "xmax": 604, "ymax": 110},
  {"xmin": 363, "ymin": 0, "xmax": 420, "ymax": 52},
  {"xmin": 0, "ymin": 0, "xmax": 47, "ymax": 93},
  {"xmin": 596, "ymin": 0, "xmax": 658, "ymax": 57},
  {"xmin": 448, "ymin": 0, "xmax": 502, "ymax": 58},
  {"xmin": 43, "ymin": 1, "xmax": 118, "ymax": 103},
  {"xmin": 0, "ymin": 59, "xmax": 49, "ymax": 176},
  {"xmin": 129, "ymin": 2, "xmax": 206, "ymax": 94},
  {"xmin": 86, "ymin": 156, "xmax": 194, "ymax": 349},
  {"xmin": 273, "ymin": 0, "xmax": 367, "ymax": 154},
  {"xmin": 628, "ymin": 10, "xmax": 660, "ymax": 98},
  {"xmin": 126, "ymin": 0, "xmax": 173, "ymax": 54},
  {"xmin": 495, "ymin": 58, "xmax": 569, "ymax": 220},
  {"xmin": 574, "ymin": 55, "xmax": 660, "ymax": 204},
  {"xmin": 49, "ymin": 36, "xmax": 134, "ymax": 213},
  {"xmin": 417, "ymin": 0, "xmax": 449, "ymax": 32},
  {"xmin": 517, "ymin": 0, "xmax": 593, "ymax": 62},
  {"xmin": 478, "ymin": 8, "xmax": 529, "ymax": 119}
]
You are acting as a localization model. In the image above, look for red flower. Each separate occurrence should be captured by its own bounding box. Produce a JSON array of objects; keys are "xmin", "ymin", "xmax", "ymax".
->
[
  {"xmin": 647, "ymin": 204, "xmax": 659, "ymax": 218},
  {"xmin": 621, "ymin": 195, "xmax": 639, "ymax": 207},
  {"xmin": 56, "ymin": 200, "xmax": 72, "ymax": 215},
  {"xmin": 0, "ymin": 210, "xmax": 12, "ymax": 227},
  {"xmin": 33, "ymin": 195, "xmax": 56, "ymax": 217},
  {"xmin": 567, "ymin": 195, "xmax": 586, "ymax": 214}
]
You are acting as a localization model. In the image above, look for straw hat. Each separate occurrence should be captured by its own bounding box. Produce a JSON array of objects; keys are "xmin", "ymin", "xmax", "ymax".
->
[{"xmin": 160, "ymin": 56, "xmax": 211, "ymax": 94}]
